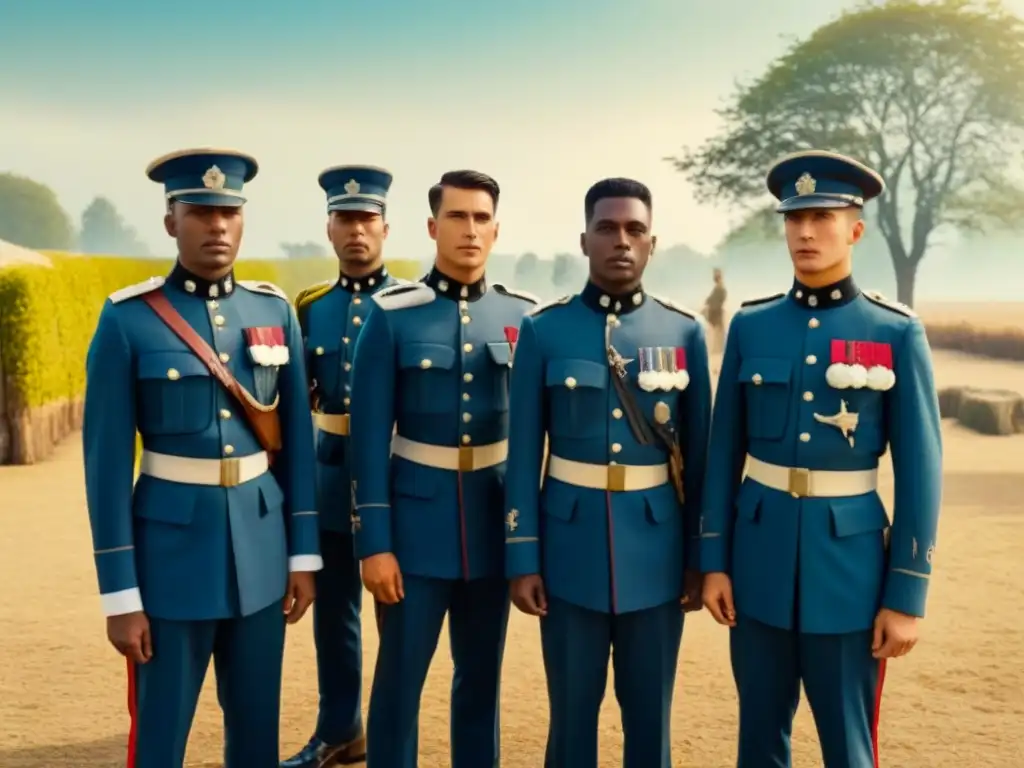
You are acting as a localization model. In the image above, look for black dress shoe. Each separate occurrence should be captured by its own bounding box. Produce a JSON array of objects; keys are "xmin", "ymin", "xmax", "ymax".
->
[{"xmin": 280, "ymin": 734, "xmax": 367, "ymax": 767}]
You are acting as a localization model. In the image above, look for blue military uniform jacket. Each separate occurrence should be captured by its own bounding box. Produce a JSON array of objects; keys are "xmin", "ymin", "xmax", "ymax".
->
[
  {"xmin": 83, "ymin": 264, "xmax": 321, "ymax": 621},
  {"xmin": 349, "ymin": 267, "xmax": 537, "ymax": 580},
  {"xmin": 700, "ymin": 277, "xmax": 942, "ymax": 634},
  {"xmin": 504, "ymin": 282, "xmax": 712, "ymax": 615},
  {"xmin": 297, "ymin": 265, "xmax": 400, "ymax": 533}
]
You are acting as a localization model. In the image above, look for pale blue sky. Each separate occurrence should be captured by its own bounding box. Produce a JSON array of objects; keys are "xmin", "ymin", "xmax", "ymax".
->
[{"xmin": 4, "ymin": 0, "xmax": 1023, "ymax": 259}]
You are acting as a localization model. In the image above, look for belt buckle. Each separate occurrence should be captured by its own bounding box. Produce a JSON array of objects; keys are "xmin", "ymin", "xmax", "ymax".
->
[
  {"xmin": 458, "ymin": 446, "xmax": 475, "ymax": 472},
  {"xmin": 788, "ymin": 467, "xmax": 811, "ymax": 498},
  {"xmin": 220, "ymin": 457, "xmax": 242, "ymax": 487},
  {"xmin": 607, "ymin": 464, "xmax": 626, "ymax": 492}
]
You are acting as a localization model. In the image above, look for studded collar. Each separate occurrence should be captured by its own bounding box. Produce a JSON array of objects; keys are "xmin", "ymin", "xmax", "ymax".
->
[
  {"xmin": 580, "ymin": 280, "xmax": 645, "ymax": 315},
  {"xmin": 788, "ymin": 274, "xmax": 859, "ymax": 310},
  {"xmin": 167, "ymin": 261, "xmax": 235, "ymax": 299}
]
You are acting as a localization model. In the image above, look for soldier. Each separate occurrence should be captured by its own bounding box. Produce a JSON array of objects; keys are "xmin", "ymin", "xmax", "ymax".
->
[
  {"xmin": 282, "ymin": 165, "xmax": 400, "ymax": 768},
  {"xmin": 700, "ymin": 151, "xmax": 942, "ymax": 768},
  {"xmin": 504, "ymin": 177, "xmax": 712, "ymax": 768},
  {"xmin": 349, "ymin": 170, "xmax": 537, "ymax": 767},
  {"xmin": 82, "ymin": 148, "xmax": 321, "ymax": 768},
  {"xmin": 702, "ymin": 267, "xmax": 728, "ymax": 359}
]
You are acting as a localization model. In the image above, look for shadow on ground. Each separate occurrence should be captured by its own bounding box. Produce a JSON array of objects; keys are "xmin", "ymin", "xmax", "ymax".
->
[{"xmin": 0, "ymin": 736, "xmax": 223, "ymax": 767}]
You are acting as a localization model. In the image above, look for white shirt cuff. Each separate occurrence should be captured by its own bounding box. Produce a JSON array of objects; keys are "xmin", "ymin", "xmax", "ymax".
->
[
  {"xmin": 289, "ymin": 554, "xmax": 324, "ymax": 572},
  {"xmin": 101, "ymin": 587, "xmax": 144, "ymax": 616}
]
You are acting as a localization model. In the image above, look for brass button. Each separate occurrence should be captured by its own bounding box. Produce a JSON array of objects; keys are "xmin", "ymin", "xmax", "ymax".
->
[
  {"xmin": 343, "ymin": 397, "xmax": 351, "ymax": 406},
  {"xmin": 219, "ymin": 352, "xmax": 230, "ymax": 363},
  {"xmin": 462, "ymin": 393, "xmax": 471, "ymax": 401},
  {"xmin": 352, "ymin": 316, "xmax": 362, "ymax": 326},
  {"xmin": 343, "ymin": 337, "xmax": 350, "ymax": 345},
  {"xmin": 167, "ymin": 368, "xmax": 180, "ymax": 380},
  {"xmin": 463, "ymin": 343, "xmax": 473, "ymax": 353},
  {"xmin": 462, "ymin": 413, "xmax": 472, "ymax": 423},
  {"xmin": 420, "ymin": 359, "xmax": 432, "ymax": 369},
  {"xmin": 808, "ymin": 318, "xmax": 820, "ymax": 329},
  {"xmin": 315, "ymin": 346, "xmax": 325, "ymax": 355},
  {"xmin": 565, "ymin": 377, "xmax": 577, "ymax": 389},
  {"xmin": 752, "ymin": 373, "xmax": 763, "ymax": 385},
  {"xmin": 353, "ymin": 297, "xmax": 362, "ymax": 305},
  {"xmin": 208, "ymin": 300, "xmax": 219, "ymax": 310},
  {"xmin": 799, "ymin": 433, "xmax": 810, "ymax": 442},
  {"xmin": 213, "ymin": 315, "xmax": 225, "ymax": 327},
  {"xmin": 461, "ymin": 434, "xmax": 471, "ymax": 444},
  {"xmin": 611, "ymin": 443, "xmax": 622, "ymax": 453},
  {"xmin": 803, "ymin": 391, "xmax": 814, "ymax": 402},
  {"xmin": 224, "ymin": 445, "xmax": 235, "ymax": 455},
  {"xmin": 219, "ymin": 409, "xmax": 231, "ymax": 419},
  {"xmin": 343, "ymin": 362, "xmax": 352, "ymax": 371},
  {"xmin": 806, "ymin": 355, "xmax": 817, "ymax": 365},
  {"xmin": 463, "ymin": 373, "xmax": 474, "ymax": 383},
  {"xmin": 461, "ymin": 315, "xmax": 471, "ymax": 325},
  {"xmin": 612, "ymin": 408, "xmax": 623, "ymax": 419}
]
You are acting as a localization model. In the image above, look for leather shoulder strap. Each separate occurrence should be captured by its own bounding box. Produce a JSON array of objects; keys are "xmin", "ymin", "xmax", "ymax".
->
[{"xmin": 141, "ymin": 291, "xmax": 249, "ymax": 407}]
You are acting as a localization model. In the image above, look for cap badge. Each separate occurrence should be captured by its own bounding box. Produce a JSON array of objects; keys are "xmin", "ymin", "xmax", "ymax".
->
[
  {"xmin": 344, "ymin": 178, "xmax": 361, "ymax": 195},
  {"xmin": 202, "ymin": 165, "xmax": 226, "ymax": 190},
  {"xmin": 795, "ymin": 172, "xmax": 816, "ymax": 196}
]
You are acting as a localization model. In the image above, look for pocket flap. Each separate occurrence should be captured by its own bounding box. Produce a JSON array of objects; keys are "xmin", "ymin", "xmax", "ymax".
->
[
  {"xmin": 545, "ymin": 359, "xmax": 607, "ymax": 389},
  {"xmin": 487, "ymin": 342, "xmax": 511, "ymax": 366},
  {"xmin": 137, "ymin": 351, "xmax": 211, "ymax": 380},
  {"xmin": 541, "ymin": 478, "xmax": 581, "ymax": 521},
  {"xmin": 738, "ymin": 357, "xmax": 792, "ymax": 385},
  {"xmin": 305, "ymin": 331, "xmax": 341, "ymax": 356},
  {"xmin": 830, "ymin": 495, "xmax": 890, "ymax": 537},
  {"xmin": 392, "ymin": 458, "xmax": 438, "ymax": 499},
  {"xmin": 398, "ymin": 343, "xmax": 456, "ymax": 370},
  {"xmin": 735, "ymin": 478, "xmax": 764, "ymax": 521}
]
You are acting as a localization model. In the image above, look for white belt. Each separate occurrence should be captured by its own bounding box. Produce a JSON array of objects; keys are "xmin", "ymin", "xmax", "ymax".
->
[
  {"xmin": 313, "ymin": 411, "xmax": 350, "ymax": 436},
  {"xmin": 745, "ymin": 455, "xmax": 877, "ymax": 498},
  {"xmin": 139, "ymin": 449, "xmax": 269, "ymax": 488},
  {"xmin": 391, "ymin": 435, "xmax": 507, "ymax": 472},
  {"xmin": 547, "ymin": 455, "xmax": 669, "ymax": 492}
]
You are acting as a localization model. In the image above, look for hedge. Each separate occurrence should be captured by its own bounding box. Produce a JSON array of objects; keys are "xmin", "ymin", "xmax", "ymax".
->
[{"xmin": 0, "ymin": 253, "xmax": 421, "ymax": 464}]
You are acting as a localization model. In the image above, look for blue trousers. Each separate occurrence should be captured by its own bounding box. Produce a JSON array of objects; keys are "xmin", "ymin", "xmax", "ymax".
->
[
  {"xmin": 128, "ymin": 601, "xmax": 286, "ymax": 768},
  {"xmin": 540, "ymin": 597, "xmax": 684, "ymax": 768},
  {"xmin": 730, "ymin": 614, "xmax": 886, "ymax": 768},
  {"xmin": 312, "ymin": 530, "xmax": 364, "ymax": 744},
  {"xmin": 366, "ymin": 575, "xmax": 510, "ymax": 768}
]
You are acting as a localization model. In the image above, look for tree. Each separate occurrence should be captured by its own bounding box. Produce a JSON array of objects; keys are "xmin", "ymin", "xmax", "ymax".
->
[
  {"xmin": 79, "ymin": 196, "xmax": 150, "ymax": 255},
  {"xmin": 513, "ymin": 251, "xmax": 540, "ymax": 281},
  {"xmin": 666, "ymin": 0, "xmax": 1024, "ymax": 307},
  {"xmin": 280, "ymin": 241, "xmax": 328, "ymax": 259},
  {"xmin": 0, "ymin": 173, "xmax": 74, "ymax": 250}
]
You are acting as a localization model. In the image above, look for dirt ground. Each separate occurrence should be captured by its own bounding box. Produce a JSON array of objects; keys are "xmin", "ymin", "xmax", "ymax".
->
[{"xmin": 1, "ymin": 348, "xmax": 1022, "ymax": 767}]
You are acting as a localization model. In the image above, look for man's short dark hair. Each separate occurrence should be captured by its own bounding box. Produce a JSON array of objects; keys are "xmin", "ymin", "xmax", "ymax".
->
[
  {"xmin": 584, "ymin": 177, "xmax": 652, "ymax": 223},
  {"xmin": 428, "ymin": 170, "xmax": 500, "ymax": 216}
]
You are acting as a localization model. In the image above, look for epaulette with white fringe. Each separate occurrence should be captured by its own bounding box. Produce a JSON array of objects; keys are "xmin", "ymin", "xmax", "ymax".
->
[
  {"xmin": 863, "ymin": 289, "xmax": 916, "ymax": 317},
  {"xmin": 373, "ymin": 282, "xmax": 436, "ymax": 310}
]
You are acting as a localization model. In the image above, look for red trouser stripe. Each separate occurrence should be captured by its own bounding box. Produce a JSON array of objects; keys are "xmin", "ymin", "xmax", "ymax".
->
[
  {"xmin": 871, "ymin": 658, "xmax": 888, "ymax": 768},
  {"xmin": 126, "ymin": 659, "xmax": 138, "ymax": 768}
]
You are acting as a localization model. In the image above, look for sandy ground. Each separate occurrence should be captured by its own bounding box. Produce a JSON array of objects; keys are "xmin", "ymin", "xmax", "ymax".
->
[{"xmin": 1, "ymin": 349, "xmax": 1022, "ymax": 767}]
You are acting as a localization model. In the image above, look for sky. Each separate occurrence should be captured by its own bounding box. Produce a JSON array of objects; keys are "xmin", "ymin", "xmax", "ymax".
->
[{"xmin": 4, "ymin": 0, "xmax": 1024, "ymax": 261}]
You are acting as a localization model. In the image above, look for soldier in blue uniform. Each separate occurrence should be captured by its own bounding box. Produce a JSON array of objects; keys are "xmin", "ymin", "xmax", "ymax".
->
[
  {"xmin": 504, "ymin": 177, "xmax": 712, "ymax": 768},
  {"xmin": 349, "ymin": 170, "xmax": 537, "ymax": 767},
  {"xmin": 282, "ymin": 166, "xmax": 400, "ymax": 768},
  {"xmin": 83, "ymin": 148, "xmax": 321, "ymax": 768},
  {"xmin": 700, "ymin": 151, "xmax": 943, "ymax": 768}
]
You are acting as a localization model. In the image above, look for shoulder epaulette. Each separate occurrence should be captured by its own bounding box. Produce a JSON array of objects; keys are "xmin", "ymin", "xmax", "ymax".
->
[
  {"xmin": 648, "ymin": 293, "xmax": 698, "ymax": 319},
  {"xmin": 527, "ymin": 294, "xmax": 572, "ymax": 317},
  {"xmin": 492, "ymin": 283, "xmax": 540, "ymax": 304},
  {"xmin": 863, "ymin": 289, "xmax": 916, "ymax": 317},
  {"xmin": 109, "ymin": 276, "xmax": 164, "ymax": 304},
  {"xmin": 294, "ymin": 279, "xmax": 336, "ymax": 310},
  {"xmin": 238, "ymin": 280, "xmax": 288, "ymax": 301},
  {"xmin": 740, "ymin": 292, "xmax": 785, "ymax": 308},
  {"xmin": 373, "ymin": 282, "xmax": 436, "ymax": 310}
]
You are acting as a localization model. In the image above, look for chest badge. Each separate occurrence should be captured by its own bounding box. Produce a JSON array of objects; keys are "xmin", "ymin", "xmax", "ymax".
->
[
  {"xmin": 637, "ymin": 346, "xmax": 690, "ymax": 392},
  {"xmin": 825, "ymin": 340, "xmax": 895, "ymax": 391},
  {"xmin": 813, "ymin": 399, "xmax": 859, "ymax": 447}
]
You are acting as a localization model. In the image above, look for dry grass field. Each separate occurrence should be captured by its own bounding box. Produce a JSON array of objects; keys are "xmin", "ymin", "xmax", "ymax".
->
[{"xmin": 1, "ymin": 304, "xmax": 1022, "ymax": 767}]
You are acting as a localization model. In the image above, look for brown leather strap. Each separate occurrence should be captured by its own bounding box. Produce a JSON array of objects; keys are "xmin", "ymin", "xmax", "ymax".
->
[{"xmin": 142, "ymin": 290, "xmax": 251, "ymax": 407}]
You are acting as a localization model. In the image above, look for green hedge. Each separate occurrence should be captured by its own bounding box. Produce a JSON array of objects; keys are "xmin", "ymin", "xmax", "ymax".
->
[{"xmin": 0, "ymin": 252, "xmax": 420, "ymax": 413}]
